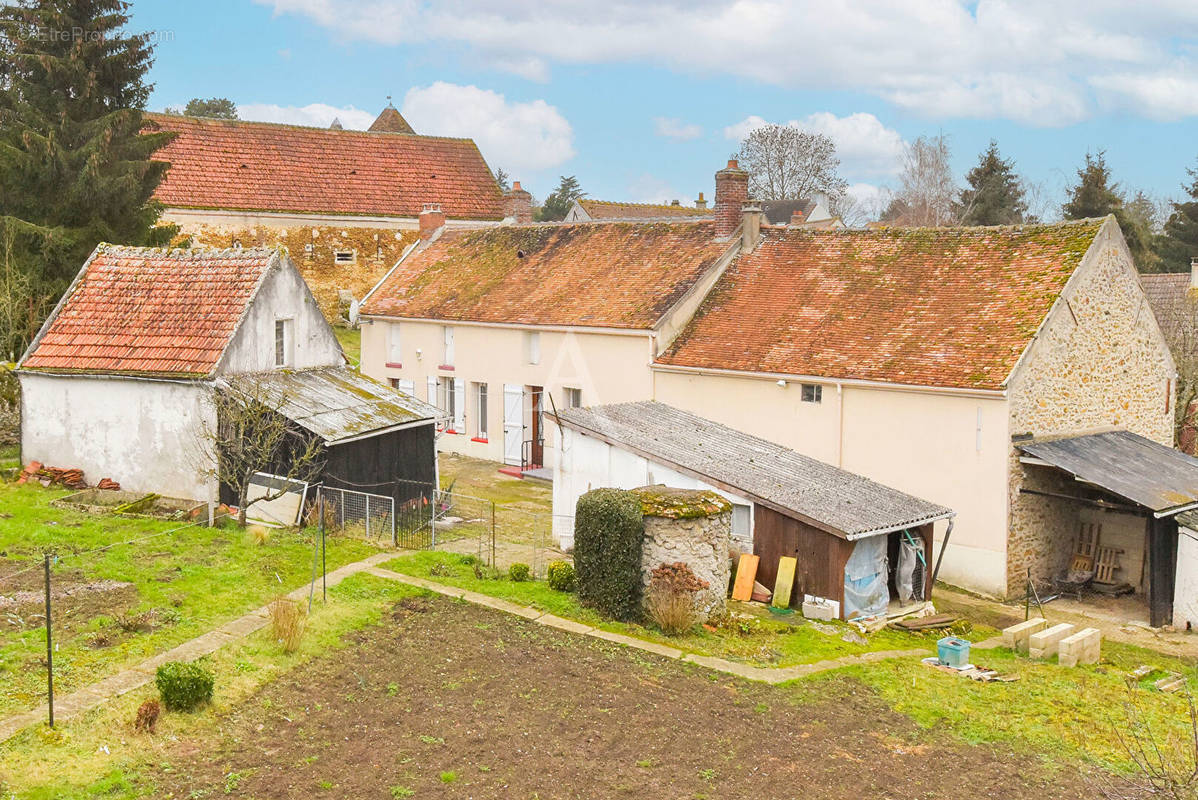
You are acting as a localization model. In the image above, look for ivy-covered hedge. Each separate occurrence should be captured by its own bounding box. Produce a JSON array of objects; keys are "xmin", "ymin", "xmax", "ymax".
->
[{"xmin": 573, "ymin": 488, "xmax": 644, "ymax": 620}]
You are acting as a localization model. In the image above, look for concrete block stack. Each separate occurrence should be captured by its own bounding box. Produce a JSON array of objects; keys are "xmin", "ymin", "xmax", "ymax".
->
[{"xmin": 1028, "ymin": 623, "xmax": 1076, "ymax": 659}]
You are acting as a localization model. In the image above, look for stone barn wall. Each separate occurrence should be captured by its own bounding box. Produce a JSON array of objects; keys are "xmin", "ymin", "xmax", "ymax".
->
[{"xmin": 633, "ymin": 486, "xmax": 732, "ymax": 618}]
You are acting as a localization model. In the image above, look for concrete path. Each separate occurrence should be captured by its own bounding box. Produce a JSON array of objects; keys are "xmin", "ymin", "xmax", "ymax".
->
[
  {"xmin": 0, "ymin": 551, "xmax": 395, "ymax": 744},
  {"xmin": 366, "ymin": 567, "xmax": 930, "ymax": 685}
]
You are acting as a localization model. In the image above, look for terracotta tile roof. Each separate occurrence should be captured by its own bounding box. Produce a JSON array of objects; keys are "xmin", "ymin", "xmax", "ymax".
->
[
  {"xmin": 147, "ymin": 114, "xmax": 504, "ymax": 220},
  {"xmin": 657, "ymin": 220, "xmax": 1108, "ymax": 391},
  {"xmin": 577, "ymin": 199, "xmax": 711, "ymax": 220},
  {"xmin": 21, "ymin": 244, "xmax": 277, "ymax": 377},
  {"xmin": 361, "ymin": 221, "xmax": 730, "ymax": 329},
  {"xmin": 1140, "ymin": 272, "xmax": 1195, "ymax": 344}
]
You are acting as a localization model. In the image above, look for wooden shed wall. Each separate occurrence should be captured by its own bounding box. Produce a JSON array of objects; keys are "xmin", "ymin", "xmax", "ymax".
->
[
  {"xmin": 323, "ymin": 423, "xmax": 437, "ymax": 506},
  {"xmin": 753, "ymin": 505, "xmax": 853, "ymax": 610}
]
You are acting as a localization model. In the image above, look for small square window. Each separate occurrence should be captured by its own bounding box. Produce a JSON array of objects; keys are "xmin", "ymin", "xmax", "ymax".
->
[
  {"xmin": 801, "ymin": 383, "xmax": 822, "ymax": 403},
  {"xmin": 525, "ymin": 331, "xmax": 540, "ymax": 365},
  {"xmin": 563, "ymin": 387, "xmax": 581, "ymax": 408}
]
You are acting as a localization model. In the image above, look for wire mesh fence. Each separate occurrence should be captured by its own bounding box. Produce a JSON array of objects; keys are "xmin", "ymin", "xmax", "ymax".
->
[{"xmin": 315, "ymin": 485, "xmax": 396, "ymax": 545}]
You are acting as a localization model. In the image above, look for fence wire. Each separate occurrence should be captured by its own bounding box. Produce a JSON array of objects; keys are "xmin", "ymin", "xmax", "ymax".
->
[{"xmin": 316, "ymin": 485, "xmax": 395, "ymax": 545}]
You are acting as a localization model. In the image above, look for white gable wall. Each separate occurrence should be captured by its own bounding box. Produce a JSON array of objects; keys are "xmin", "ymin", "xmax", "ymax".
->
[
  {"xmin": 19, "ymin": 373, "xmax": 215, "ymax": 501},
  {"xmin": 218, "ymin": 259, "xmax": 343, "ymax": 374}
]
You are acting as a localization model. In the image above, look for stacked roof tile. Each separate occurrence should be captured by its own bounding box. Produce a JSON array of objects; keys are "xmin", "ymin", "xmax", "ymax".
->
[
  {"xmin": 657, "ymin": 219, "xmax": 1108, "ymax": 390},
  {"xmin": 361, "ymin": 221, "xmax": 731, "ymax": 329},
  {"xmin": 21, "ymin": 245, "xmax": 277, "ymax": 377},
  {"xmin": 148, "ymin": 114, "xmax": 504, "ymax": 220}
]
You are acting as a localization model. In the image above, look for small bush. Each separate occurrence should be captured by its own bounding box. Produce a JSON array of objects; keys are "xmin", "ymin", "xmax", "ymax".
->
[
  {"xmin": 546, "ymin": 560, "xmax": 576, "ymax": 592},
  {"xmin": 574, "ymin": 488, "xmax": 644, "ymax": 621},
  {"xmin": 155, "ymin": 661, "xmax": 214, "ymax": 711},
  {"xmin": 268, "ymin": 596, "xmax": 306, "ymax": 653},
  {"xmin": 473, "ymin": 561, "xmax": 502, "ymax": 580},
  {"xmin": 508, "ymin": 562, "xmax": 531, "ymax": 582},
  {"xmin": 115, "ymin": 608, "xmax": 156, "ymax": 633},
  {"xmin": 645, "ymin": 562, "xmax": 708, "ymax": 635},
  {"xmin": 133, "ymin": 698, "xmax": 160, "ymax": 733}
]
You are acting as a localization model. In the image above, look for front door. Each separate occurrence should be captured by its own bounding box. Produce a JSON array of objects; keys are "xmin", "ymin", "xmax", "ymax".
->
[
  {"xmin": 503, "ymin": 384, "xmax": 523, "ymax": 465},
  {"xmin": 529, "ymin": 386, "xmax": 544, "ymax": 467}
]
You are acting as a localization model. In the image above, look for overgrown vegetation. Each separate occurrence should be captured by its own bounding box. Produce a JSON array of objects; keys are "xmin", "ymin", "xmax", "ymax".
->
[
  {"xmin": 155, "ymin": 661, "xmax": 214, "ymax": 711},
  {"xmin": 573, "ymin": 488, "xmax": 643, "ymax": 621},
  {"xmin": 645, "ymin": 562, "xmax": 707, "ymax": 635},
  {"xmin": 268, "ymin": 596, "xmax": 307, "ymax": 653}
]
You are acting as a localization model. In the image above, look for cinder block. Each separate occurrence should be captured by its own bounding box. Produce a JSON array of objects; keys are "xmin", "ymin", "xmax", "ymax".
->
[
  {"xmin": 1002, "ymin": 618, "xmax": 1048, "ymax": 653},
  {"xmin": 1058, "ymin": 628, "xmax": 1101, "ymax": 667},
  {"xmin": 802, "ymin": 599, "xmax": 836, "ymax": 621},
  {"xmin": 1028, "ymin": 622, "xmax": 1075, "ymax": 659}
]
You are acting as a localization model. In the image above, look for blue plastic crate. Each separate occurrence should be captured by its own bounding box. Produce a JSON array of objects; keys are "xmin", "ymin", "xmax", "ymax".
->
[{"xmin": 937, "ymin": 636, "xmax": 971, "ymax": 668}]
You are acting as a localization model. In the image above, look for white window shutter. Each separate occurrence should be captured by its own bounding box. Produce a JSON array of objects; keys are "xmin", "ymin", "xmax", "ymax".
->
[
  {"xmin": 398, "ymin": 378, "xmax": 414, "ymax": 396},
  {"xmin": 388, "ymin": 323, "xmax": 402, "ymax": 363},
  {"xmin": 427, "ymin": 376, "xmax": 438, "ymax": 406},
  {"xmin": 453, "ymin": 378, "xmax": 465, "ymax": 432}
]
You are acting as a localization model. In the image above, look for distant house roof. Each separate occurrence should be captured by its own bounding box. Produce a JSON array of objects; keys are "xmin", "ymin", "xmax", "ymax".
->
[
  {"xmin": 147, "ymin": 113, "xmax": 504, "ymax": 220},
  {"xmin": 368, "ymin": 104, "xmax": 415, "ymax": 134},
  {"xmin": 227, "ymin": 366, "xmax": 440, "ymax": 444},
  {"xmin": 657, "ymin": 218, "xmax": 1109, "ymax": 391},
  {"xmin": 759, "ymin": 199, "xmax": 817, "ymax": 225},
  {"xmin": 360, "ymin": 221, "xmax": 732, "ymax": 330},
  {"xmin": 1140, "ymin": 272, "xmax": 1194, "ymax": 345},
  {"xmin": 20, "ymin": 245, "xmax": 280, "ymax": 378},
  {"xmin": 575, "ymin": 199, "xmax": 711, "ymax": 220},
  {"xmin": 556, "ymin": 401, "xmax": 953, "ymax": 539},
  {"xmin": 1018, "ymin": 430, "xmax": 1198, "ymax": 516}
]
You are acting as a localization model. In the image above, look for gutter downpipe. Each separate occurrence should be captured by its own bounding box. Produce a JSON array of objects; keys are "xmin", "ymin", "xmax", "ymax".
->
[{"xmin": 929, "ymin": 518, "xmax": 955, "ymax": 598}]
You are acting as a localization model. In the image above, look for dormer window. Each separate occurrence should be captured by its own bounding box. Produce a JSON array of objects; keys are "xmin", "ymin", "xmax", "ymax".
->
[{"xmin": 274, "ymin": 318, "xmax": 293, "ymax": 368}]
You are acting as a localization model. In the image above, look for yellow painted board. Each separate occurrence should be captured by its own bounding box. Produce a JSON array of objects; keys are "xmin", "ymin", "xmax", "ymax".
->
[
  {"xmin": 731, "ymin": 554, "xmax": 759, "ymax": 602},
  {"xmin": 772, "ymin": 556, "xmax": 797, "ymax": 609}
]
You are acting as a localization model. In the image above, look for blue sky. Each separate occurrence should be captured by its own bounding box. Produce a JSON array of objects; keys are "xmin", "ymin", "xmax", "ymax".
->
[{"xmin": 136, "ymin": 0, "xmax": 1198, "ymax": 220}]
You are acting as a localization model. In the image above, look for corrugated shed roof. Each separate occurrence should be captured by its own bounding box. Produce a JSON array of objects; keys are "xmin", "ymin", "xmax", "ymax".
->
[
  {"xmin": 557, "ymin": 401, "xmax": 953, "ymax": 538},
  {"xmin": 229, "ymin": 367, "xmax": 440, "ymax": 443},
  {"xmin": 147, "ymin": 113, "xmax": 504, "ymax": 220},
  {"xmin": 1018, "ymin": 430, "xmax": 1198, "ymax": 515},
  {"xmin": 360, "ymin": 221, "xmax": 731, "ymax": 329},
  {"xmin": 21, "ymin": 245, "xmax": 277, "ymax": 377},
  {"xmin": 657, "ymin": 219, "xmax": 1107, "ymax": 390},
  {"xmin": 577, "ymin": 199, "xmax": 711, "ymax": 220}
]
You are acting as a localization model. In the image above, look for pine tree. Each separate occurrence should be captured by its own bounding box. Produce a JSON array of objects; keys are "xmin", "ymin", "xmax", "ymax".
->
[
  {"xmin": 1063, "ymin": 150, "xmax": 1157, "ymax": 271},
  {"xmin": 0, "ymin": 0, "xmax": 174, "ymax": 298},
  {"xmin": 955, "ymin": 140, "xmax": 1026, "ymax": 226},
  {"xmin": 181, "ymin": 97, "xmax": 237, "ymax": 119},
  {"xmin": 1155, "ymin": 160, "xmax": 1198, "ymax": 273},
  {"xmin": 538, "ymin": 175, "xmax": 585, "ymax": 222}
]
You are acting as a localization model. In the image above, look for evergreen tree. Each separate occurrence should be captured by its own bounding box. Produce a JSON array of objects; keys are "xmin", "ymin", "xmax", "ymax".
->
[
  {"xmin": 179, "ymin": 97, "xmax": 237, "ymax": 119},
  {"xmin": 1155, "ymin": 160, "xmax": 1198, "ymax": 273},
  {"xmin": 492, "ymin": 166, "xmax": 510, "ymax": 192},
  {"xmin": 955, "ymin": 140, "xmax": 1026, "ymax": 226},
  {"xmin": 0, "ymin": 0, "xmax": 174, "ymax": 300},
  {"xmin": 537, "ymin": 175, "xmax": 585, "ymax": 222},
  {"xmin": 1063, "ymin": 151, "xmax": 1157, "ymax": 271}
]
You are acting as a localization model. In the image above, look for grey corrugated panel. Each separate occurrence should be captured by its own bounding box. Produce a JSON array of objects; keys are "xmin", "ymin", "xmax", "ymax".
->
[
  {"xmin": 1018, "ymin": 429, "xmax": 1198, "ymax": 514},
  {"xmin": 556, "ymin": 401, "xmax": 953, "ymax": 538},
  {"xmin": 223, "ymin": 366, "xmax": 440, "ymax": 443}
]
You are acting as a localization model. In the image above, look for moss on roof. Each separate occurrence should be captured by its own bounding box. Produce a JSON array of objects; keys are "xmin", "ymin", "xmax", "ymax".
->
[{"xmin": 632, "ymin": 485, "xmax": 732, "ymax": 518}]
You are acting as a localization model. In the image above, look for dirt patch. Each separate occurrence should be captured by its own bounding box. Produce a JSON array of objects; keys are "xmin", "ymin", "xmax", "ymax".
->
[
  {"xmin": 156, "ymin": 597, "xmax": 1084, "ymax": 799},
  {"xmin": 0, "ymin": 579, "xmax": 136, "ymax": 630}
]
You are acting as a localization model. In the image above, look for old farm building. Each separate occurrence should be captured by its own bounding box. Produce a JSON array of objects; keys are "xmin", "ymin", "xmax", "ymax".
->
[{"xmin": 17, "ymin": 245, "xmax": 439, "ymax": 513}]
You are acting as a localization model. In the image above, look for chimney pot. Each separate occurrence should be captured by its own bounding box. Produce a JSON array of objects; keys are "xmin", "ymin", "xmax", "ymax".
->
[
  {"xmin": 503, "ymin": 180, "xmax": 534, "ymax": 224},
  {"xmin": 419, "ymin": 203, "xmax": 446, "ymax": 238},
  {"xmin": 695, "ymin": 191, "xmax": 707, "ymax": 210}
]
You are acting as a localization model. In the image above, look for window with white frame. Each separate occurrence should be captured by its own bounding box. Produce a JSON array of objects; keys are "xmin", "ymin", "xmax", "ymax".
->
[
  {"xmin": 563, "ymin": 387, "xmax": 582, "ymax": 408},
  {"xmin": 473, "ymin": 382, "xmax": 488, "ymax": 440},
  {"xmin": 333, "ymin": 249, "xmax": 355, "ymax": 265},
  {"xmin": 731, "ymin": 504, "xmax": 751, "ymax": 539},
  {"xmin": 437, "ymin": 376, "xmax": 464, "ymax": 432},
  {"xmin": 274, "ymin": 319, "xmax": 293, "ymax": 367},
  {"xmin": 387, "ymin": 322, "xmax": 402, "ymax": 365},
  {"xmin": 525, "ymin": 330, "xmax": 540, "ymax": 365},
  {"xmin": 442, "ymin": 326, "xmax": 454, "ymax": 367},
  {"xmin": 801, "ymin": 383, "xmax": 822, "ymax": 403}
]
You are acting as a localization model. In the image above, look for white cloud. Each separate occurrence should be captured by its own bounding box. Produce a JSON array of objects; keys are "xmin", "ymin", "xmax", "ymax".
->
[
  {"xmin": 653, "ymin": 116, "xmax": 703, "ymax": 141},
  {"xmin": 401, "ymin": 82, "xmax": 574, "ymax": 174},
  {"xmin": 257, "ymin": 0, "xmax": 1198, "ymax": 125},
  {"xmin": 239, "ymin": 102, "xmax": 374, "ymax": 130},
  {"xmin": 725, "ymin": 112, "xmax": 907, "ymax": 178},
  {"xmin": 1090, "ymin": 66, "xmax": 1198, "ymax": 121}
]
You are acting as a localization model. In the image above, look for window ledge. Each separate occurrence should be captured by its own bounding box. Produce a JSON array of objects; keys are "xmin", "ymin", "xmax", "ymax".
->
[
  {"xmin": 385, "ymin": 362, "xmax": 403, "ymax": 369},
  {"xmin": 471, "ymin": 437, "xmax": 489, "ymax": 443},
  {"xmin": 438, "ymin": 364, "xmax": 455, "ymax": 371}
]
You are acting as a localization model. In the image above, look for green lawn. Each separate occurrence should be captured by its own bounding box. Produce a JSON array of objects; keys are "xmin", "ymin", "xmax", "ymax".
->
[
  {"xmin": 334, "ymin": 327, "xmax": 360, "ymax": 369},
  {"xmin": 382, "ymin": 550, "xmax": 948, "ymax": 668},
  {"xmin": 0, "ymin": 483, "xmax": 379, "ymax": 716}
]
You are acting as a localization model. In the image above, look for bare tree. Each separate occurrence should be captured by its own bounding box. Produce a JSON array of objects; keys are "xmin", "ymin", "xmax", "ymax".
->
[
  {"xmin": 895, "ymin": 134, "xmax": 957, "ymax": 227},
  {"xmin": 829, "ymin": 188, "xmax": 892, "ymax": 228},
  {"xmin": 736, "ymin": 124, "xmax": 848, "ymax": 201},
  {"xmin": 203, "ymin": 376, "xmax": 325, "ymax": 527},
  {"xmin": 1092, "ymin": 687, "xmax": 1198, "ymax": 799}
]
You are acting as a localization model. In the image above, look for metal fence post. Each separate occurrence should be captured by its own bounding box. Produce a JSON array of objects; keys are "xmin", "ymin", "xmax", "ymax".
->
[
  {"xmin": 491, "ymin": 501, "xmax": 496, "ymax": 568},
  {"xmin": 365, "ymin": 494, "xmax": 371, "ymax": 540},
  {"xmin": 44, "ymin": 553, "xmax": 53, "ymax": 728},
  {"xmin": 391, "ymin": 496, "xmax": 397, "ymax": 547}
]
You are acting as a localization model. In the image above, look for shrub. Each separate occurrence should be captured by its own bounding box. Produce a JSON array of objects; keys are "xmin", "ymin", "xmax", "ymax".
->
[
  {"xmin": 508, "ymin": 562, "xmax": 531, "ymax": 582},
  {"xmin": 155, "ymin": 661, "xmax": 214, "ymax": 711},
  {"xmin": 546, "ymin": 560, "xmax": 576, "ymax": 592},
  {"xmin": 268, "ymin": 596, "xmax": 306, "ymax": 653},
  {"xmin": 574, "ymin": 488, "xmax": 644, "ymax": 621},
  {"xmin": 115, "ymin": 608, "xmax": 156, "ymax": 633},
  {"xmin": 428, "ymin": 558, "xmax": 455, "ymax": 577},
  {"xmin": 645, "ymin": 562, "xmax": 708, "ymax": 635},
  {"xmin": 133, "ymin": 698, "xmax": 160, "ymax": 733}
]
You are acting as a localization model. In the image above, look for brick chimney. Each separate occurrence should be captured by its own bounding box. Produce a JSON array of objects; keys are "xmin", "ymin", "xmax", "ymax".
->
[
  {"xmin": 419, "ymin": 203, "xmax": 445, "ymax": 238},
  {"xmin": 788, "ymin": 209, "xmax": 808, "ymax": 228},
  {"xmin": 503, "ymin": 181, "xmax": 533, "ymax": 224},
  {"xmin": 714, "ymin": 159, "xmax": 748, "ymax": 239},
  {"xmin": 695, "ymin": 192, "xmax": 707, "ymax": 210},
  {"xmin": 742, "ymin": 202, "xmax": 763, "ymax": 250}
]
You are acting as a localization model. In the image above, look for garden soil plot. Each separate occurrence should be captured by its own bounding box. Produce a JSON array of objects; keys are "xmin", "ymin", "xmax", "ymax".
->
[{"xmin": 157, "ymin": 596, "xmax": 1082, "ymax": 799}]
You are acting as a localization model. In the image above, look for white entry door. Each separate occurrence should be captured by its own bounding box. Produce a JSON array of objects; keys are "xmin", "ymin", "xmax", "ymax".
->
[{"xmin": 503, "ymin": 384, "xmax": 523, "ymax": 465}]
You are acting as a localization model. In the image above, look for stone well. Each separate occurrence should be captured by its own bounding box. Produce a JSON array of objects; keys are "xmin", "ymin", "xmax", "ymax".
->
[{"xmin": 632, "ymin": 485, "xmax": 732, "ymax": 619}]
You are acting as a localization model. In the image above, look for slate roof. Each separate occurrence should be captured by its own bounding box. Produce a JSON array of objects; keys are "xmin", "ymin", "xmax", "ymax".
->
[
  {"xmin": 21, "ymin": 245, "xmax": 278, "ymax": 378},
  {"xmin": 147, "ymin": 114, "xmax": 504, "ymax": 220},
  {"xmin": 577, "ymin": 199, "xmax": 711, "ymax": 220},
  {"xmin": 226, "ymin": 366, "xmax": 441, "ymax": 443},
  {"xmin": 760, "ymin": 199, "xmax": 817, "ymax": 225},
  {"xmin": 1018, "ymin": 430, "xmax": 1198, "ymax": 515},
  {"xmin": 361, "ymin": 221, "xmax": 732, "ymax": 329},
  {"xmin": 557, "ymin": 401, "xmax": 954, "ymax": 539},
  {"xmin": 657, "ymin": 219, "xmax": 1108, "ymax": 391}
]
